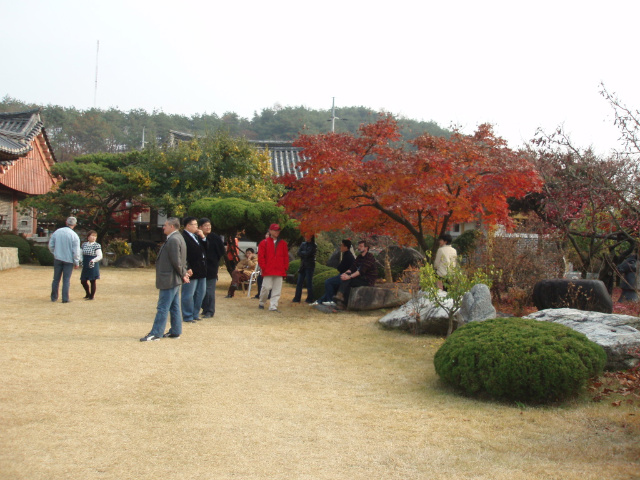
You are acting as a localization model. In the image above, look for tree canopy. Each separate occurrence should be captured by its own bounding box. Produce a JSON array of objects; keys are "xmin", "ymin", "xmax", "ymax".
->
[
  {"xmin": 0, "ymin": 96, "xmax": 449, "ymax": 162},
  {"xmin": 20, "ymin": 132, "xmax": 284, "ymax": 242},
  {"xmin": 278, "ymin": 116, "xmax": 541, "ymax": 255}
]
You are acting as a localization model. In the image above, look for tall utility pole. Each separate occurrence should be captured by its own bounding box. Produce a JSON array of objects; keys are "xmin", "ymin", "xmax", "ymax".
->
[
  {"xmin": 330, "ymin": 97, "xmax": 339, "ymax": 132},
  {"xmin": 93, "ymin": 40, "xmax": 100, "ymax": 108}
]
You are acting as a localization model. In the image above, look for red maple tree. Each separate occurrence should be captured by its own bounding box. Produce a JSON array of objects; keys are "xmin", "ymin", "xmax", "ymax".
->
[{"xmin": 278, "ymin": 115, "xmax": 542, "ymax": 255}]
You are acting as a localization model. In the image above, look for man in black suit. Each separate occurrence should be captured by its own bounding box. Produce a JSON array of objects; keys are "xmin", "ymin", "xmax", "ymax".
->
[
  {"xmin": 199, "ymin": 217, "xmax": 225, "ymax": 318},
  {"xmin": 181, "ymin": 217, "xmax": 208, "ymax": 323}
]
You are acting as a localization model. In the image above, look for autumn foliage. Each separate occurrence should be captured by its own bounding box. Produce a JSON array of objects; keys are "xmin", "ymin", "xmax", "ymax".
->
[{"xmin": 278, "ymin": 116, "xmax": 542, "ymax": 254}]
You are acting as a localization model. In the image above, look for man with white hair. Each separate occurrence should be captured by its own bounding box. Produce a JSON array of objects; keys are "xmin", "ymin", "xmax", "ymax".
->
[{"xmin": 48, "ymin": 216, "xmax": 81, "ymax": 303}]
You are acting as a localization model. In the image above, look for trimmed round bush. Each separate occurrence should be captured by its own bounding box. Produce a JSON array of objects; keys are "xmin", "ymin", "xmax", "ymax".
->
[
  {"xmin": 312, "ymin": 269, "xmax": 339, "ymax": 302},
  {"xmin": 32, "ymin": 245, "xmax": 54, "ymax": 266},
  {"xmin": 433, "ymin": 317, "xmax": 607, "ymax": 404},
  {"xmin": 0, "ymin": 234, "xmax": 32, "ymax": 264}
]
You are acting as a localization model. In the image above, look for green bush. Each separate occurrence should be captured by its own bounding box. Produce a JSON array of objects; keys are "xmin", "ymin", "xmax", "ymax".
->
[
  {"xmin": 288, "ymin": 259, "xmax": 301, "ymax": 275},
  {"xmin": 433, "ymin": 318, "xmax": 607, "ymax": 404},
  {"xmin": 288, "ymin": 261, "xmax": 333, "ymax": 276},
  {"xmin": 32, "ymin": 245, "xmax": 54, "ymax": 266},
  {"xmin": 0, "ymin": 234, "xmax": 32, "ymax": 264},
  {"xmin": 312, "ymin": 269, "xmax": 339, "ymax": 302}
]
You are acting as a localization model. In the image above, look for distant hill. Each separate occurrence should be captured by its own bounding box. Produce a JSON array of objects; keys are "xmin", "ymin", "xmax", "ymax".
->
[{"xmin": 0, "ymin": 96, "xmax": 450, "ymax": 162}]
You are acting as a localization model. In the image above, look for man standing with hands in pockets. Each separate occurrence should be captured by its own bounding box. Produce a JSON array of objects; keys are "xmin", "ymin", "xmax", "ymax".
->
[{"xmin": 140, "ymin": 217, "xmax": 190, "ymax": 341}]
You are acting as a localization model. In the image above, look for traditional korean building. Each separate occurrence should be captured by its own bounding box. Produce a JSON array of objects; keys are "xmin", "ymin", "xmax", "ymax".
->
[
  {"xmin": 167, "ymin": 130, "xmax": 305, "ymax": 179},
  {"xmin": 0, "ymin": 109, "xmax": 57, "ymax": 236}
]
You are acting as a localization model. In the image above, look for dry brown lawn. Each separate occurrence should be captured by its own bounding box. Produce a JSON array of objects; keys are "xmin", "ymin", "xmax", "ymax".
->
[{"xmin": 0, "ymin": 265, "xmax": 639, "ymax": 480}]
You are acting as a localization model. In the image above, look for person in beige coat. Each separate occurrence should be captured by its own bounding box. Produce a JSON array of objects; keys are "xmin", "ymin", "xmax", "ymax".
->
[
  {"xmin": 140, "ymin": 218, "xmax": 190, "ymax": 341},
  {"xmin": 434, "ymin": 233, "xmax": 457, "ymax": 290}
]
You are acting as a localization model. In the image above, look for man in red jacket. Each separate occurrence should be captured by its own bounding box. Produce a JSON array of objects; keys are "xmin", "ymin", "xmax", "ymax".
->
[{"xmin": 257, "ymin": 223, "xmax": 289, "ymax": 312}]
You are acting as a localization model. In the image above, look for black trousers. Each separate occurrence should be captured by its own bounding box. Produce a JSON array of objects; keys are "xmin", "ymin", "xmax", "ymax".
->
[{"xmin": 337, "ymin": 276, "xmax": 369, "ymax": 303}]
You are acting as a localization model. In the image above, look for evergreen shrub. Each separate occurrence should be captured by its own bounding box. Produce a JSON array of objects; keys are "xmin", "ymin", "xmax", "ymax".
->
[
  {"xmin": 312, "ymin": 269, "xmax": 338, "ymax": 302},
  {"xmin": 433, "ymin": 317, "xmax": 607, "ymax": 404},
  {"xmin": 0, "ymin": 234, "xmax": 32, "ymax": 264},
  {"xmin": 32, "ymin": 245, "xmax": 54, "ymax": 266}
]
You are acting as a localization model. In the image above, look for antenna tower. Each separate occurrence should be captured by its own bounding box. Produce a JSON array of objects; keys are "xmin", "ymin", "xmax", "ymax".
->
[{"xmin": 93, "ymin": 40, "xmax": 100, "ymax": 108}]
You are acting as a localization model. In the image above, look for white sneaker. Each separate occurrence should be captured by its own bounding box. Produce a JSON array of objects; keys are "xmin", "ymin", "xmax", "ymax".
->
[{"xmin": 322, "ymin": 301, "xmax": 337, "ymax": 307}]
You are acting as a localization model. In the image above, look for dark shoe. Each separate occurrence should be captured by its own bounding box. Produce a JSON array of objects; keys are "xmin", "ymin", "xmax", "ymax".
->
[
  {"xmin": 291, "ymin": 299, "xmax": 301, "ymax": 303},
  {"xmin": 183, "ymin": 319, "xmax": 197, "ymax": 323},
  {"xmin": 203, "ymin": 313, "xmax": 214, "ymax": 318},
  {"xmin": 84, "ymin": 297, "xmax": 94, "ymax": 301},
  {"xmin": 140, "ymin": 334, "xmax": 161, "ymax": 342},
  {"xmin": 258, "ymin": 305, "xmax": 265, "ymax": 309},
  {"xmin": 252, "ymin": 294, "xmax": 260, "ymax": 299},
  {"xmin": 62, "ymin": 300, "xmax": 71, "ymax": 303},
  {"xmin": 224, "ymin": 294, "xmax": 233, "ymax": 298},
  {"xmin": 163, "ymin": 332, "xmax": 180, "ymax": 338}
]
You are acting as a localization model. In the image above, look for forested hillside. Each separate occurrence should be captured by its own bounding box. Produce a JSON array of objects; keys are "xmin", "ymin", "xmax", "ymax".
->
[{"xmin": 1, "ymin": 96, "xmax": 450, "ymax": 162}]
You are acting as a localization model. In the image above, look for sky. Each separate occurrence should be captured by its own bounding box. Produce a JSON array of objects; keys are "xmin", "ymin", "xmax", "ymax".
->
[{"xmin": 2, "ymin": 0, "xmax": 638, "ymax": 154}]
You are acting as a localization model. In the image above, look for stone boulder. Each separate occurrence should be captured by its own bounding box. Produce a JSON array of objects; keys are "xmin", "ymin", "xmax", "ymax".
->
[
  {"xmin": 348, "ymin": 286, "xmax": 412, "ymax": 311},
  {"xmin": 456, "ymin": 284, "xmax": 497, "ymax": 327},
  {"xmin": 113, "ymin": 254, "xmax": 147, "ymax": 268},
  {"xmin": 376, "ymin": 246, "xmax": 425, "ymax": 279},
  {"xmin": 378, "ymin": 285, "xmax": 495, "ymax": 335},
  {"xmin": 525, "ymin": 308, "xmax": 640, "ymax": 370},
  {"xmin": 532, "ymin": 279, "xmax": 613, "ymax": 314}
]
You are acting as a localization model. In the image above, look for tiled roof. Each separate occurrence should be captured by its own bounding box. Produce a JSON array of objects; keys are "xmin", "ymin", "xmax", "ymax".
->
[
  {"xmin": 167, "ymin": 131, "xmax": 306, "ymax": 179},
  {"xmin": 0, "ymin": 109, "xmax": 44, "ymax": 161},
  {"xmin": 249, "ymin": 141, "xmax": 305, "ymax": 179}
]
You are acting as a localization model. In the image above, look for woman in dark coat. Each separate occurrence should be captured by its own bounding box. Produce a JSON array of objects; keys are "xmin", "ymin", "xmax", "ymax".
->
[{"xmin": 292, "ymin": 234, "xmax": 317, "ymax": 303}]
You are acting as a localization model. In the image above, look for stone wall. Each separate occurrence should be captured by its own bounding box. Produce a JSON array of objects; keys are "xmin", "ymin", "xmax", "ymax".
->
[{"xmin": 0, "ymin": 247, "xmax": 19, "ymax": 270}]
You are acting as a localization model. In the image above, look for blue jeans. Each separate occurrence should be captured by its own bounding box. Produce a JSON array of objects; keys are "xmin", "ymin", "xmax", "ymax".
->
[
  {"xmin": 201, "ymin": 277, "xmax": 218, "ymax": 316},
  {"xmin": 293, "ymin": 266, "xmax": 315, "ymax": 302},
  {"xmin": 317, "ymin": 274, "xmax": 341, "ymax": 303},
  {"xmin": 150, "ymin": 286, "xmax": 182, "ymax": 337},
  {"xmin": 181, "ymin": 277, "xmax": 207, "ymax": 321},
  {"xmin": 51, "ymin": 259, "xmax": 74, "ymax": 302}
]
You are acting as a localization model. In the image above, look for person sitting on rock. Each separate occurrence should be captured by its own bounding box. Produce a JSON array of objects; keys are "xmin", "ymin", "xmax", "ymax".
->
[
  {"xmin": 314, "ymin": 239, "xmax": 355, "ymax": 306},
  {"xmin": 333, "ymin": 240, "xmax": 377, "ymax": 309},
  {"xmin": 225, "ymin": 248, "xmax": 258, "ymax": 298}
]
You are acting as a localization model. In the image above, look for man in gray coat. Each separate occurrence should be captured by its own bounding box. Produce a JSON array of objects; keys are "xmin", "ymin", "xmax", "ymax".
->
[{"xmin": 140, "ymin": 217, "xmax": 190, "ymax": 341}]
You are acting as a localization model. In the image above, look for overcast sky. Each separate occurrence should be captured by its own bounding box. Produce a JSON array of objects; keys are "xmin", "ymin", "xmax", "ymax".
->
[{"xmin": 3, "ymin": 0, "xmax": 638, "ymax": 153}]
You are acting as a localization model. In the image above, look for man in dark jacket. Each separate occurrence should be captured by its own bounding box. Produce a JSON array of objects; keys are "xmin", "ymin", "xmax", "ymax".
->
[
  {"xmin": 199, "ymin": 218, "xmax": 225, "ymax": 318},
  {"xmin": 617, "ymin": 253, "xmax": 638, "ymax": 302},
  {"xmin": 314, "ymin": 239, "xmax": 355, "ymax": 305},
  {"xmin": 140, "ymin": 217, "xmax": 189, "ymax": 341},
  {"xmin": 333, "ymin": 240, "xmax": 377, "ymax": 309},
  {"xmin": 181, "ymin": 216, "xmax": 208, "ymax": 322}
]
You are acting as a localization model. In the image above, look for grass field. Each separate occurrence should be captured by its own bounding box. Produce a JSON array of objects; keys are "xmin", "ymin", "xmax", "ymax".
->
[{"xmin": 0, "ymin": 265, "xmax": 638, "ymax": 480}]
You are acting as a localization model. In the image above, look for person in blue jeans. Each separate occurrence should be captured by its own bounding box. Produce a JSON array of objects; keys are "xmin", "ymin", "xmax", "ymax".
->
[
  {"xmin": 140, "ymin": 218, "xmax": 190, "ymax": 341},
  {"xmin": 314, "ymin": 239, "xmax": 355, "ymax": 305},
  {"xmin": 292, "ymin": 234, "xmax": 317, "ymax": 303},
  {"xmin": 181, "ymin": 216, "xmax": 208, "ymax": 323},
  {"xmin": 48, "ymin": 216, "xmax": 81, "ymax": 303}
]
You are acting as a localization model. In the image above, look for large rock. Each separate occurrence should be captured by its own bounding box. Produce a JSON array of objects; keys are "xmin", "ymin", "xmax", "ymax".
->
[
  {"xmin": 376, "ymin": 246, "xmax": 425, "ymax": 277},
  {"xmin": 457, "ymin": 284, "xmax": 496, "ymax": 327},
  {"xmin": 348, "ymin": 286, "xmax": 412, "ymax": 311},
  {"xmin": 378, "ymin": 285, "xmax": 495, "ymax": 335},
  {"xmin": 525, "ymin": 308, "xmax": 640, "ymax": 370},
  {"xmin": 532, "ymin": 279, "xmax": 613, "ymax": 314}
]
